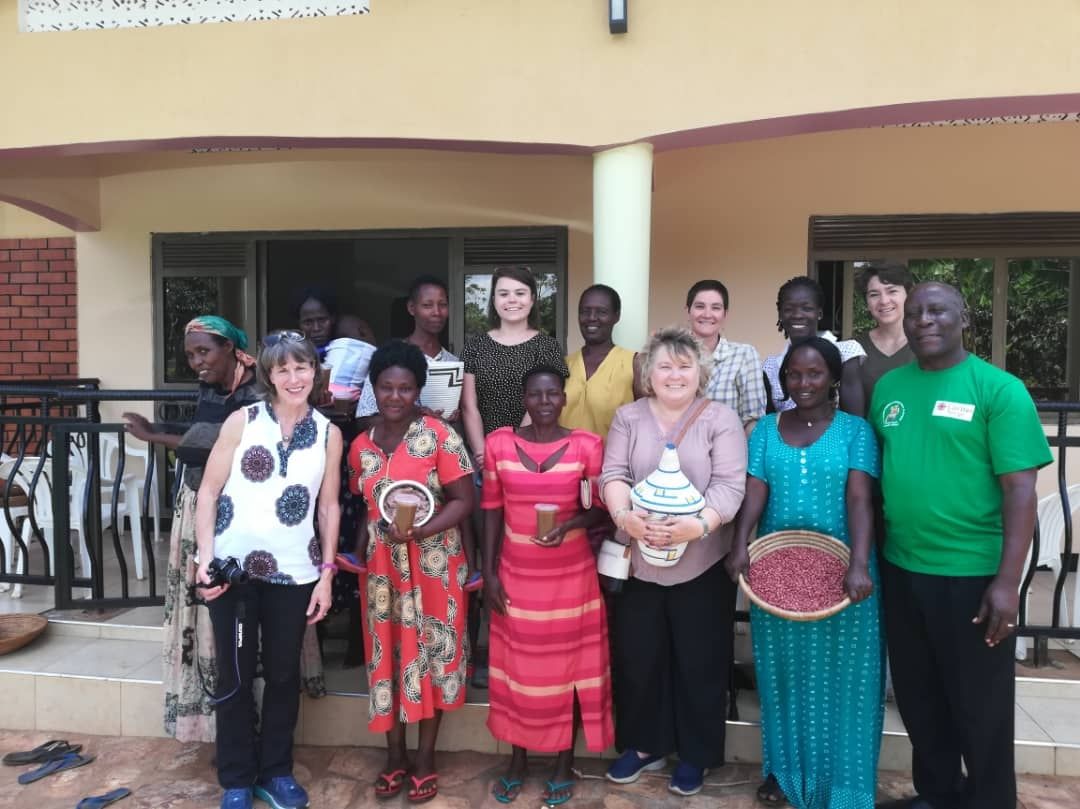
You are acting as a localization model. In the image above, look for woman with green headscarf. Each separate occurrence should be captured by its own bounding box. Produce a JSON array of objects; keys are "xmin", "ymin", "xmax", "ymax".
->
[{"xmin": 124, "ymin": 316, "xmax": 261, "ymax": 742}]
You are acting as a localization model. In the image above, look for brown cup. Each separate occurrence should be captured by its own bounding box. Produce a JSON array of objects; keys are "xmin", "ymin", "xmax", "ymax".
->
[
  {"xmin": 535, "ymin": 503, "xmax": 559, "ymax": 539},
  {"xmin": 316, "ymin": 364, "xmax": 332, "ymax": 406},
  {"xmin": 393, "ymin": 492, "xmax": 422, "ymax": 534}
]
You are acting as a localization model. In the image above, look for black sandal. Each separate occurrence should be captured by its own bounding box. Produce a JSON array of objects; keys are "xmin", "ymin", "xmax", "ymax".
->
[
  {"xmin": 756, "ymin": 774, "xmax": 786, "ymax": 805},
  {"xmin": 2, "ymin": 740, "xmax": 82, "ymax": 766}
]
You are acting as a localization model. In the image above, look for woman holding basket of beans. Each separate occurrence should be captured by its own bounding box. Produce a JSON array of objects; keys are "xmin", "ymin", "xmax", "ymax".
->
[{"xmin": 726, "ymin": 336, "xmax": 884, "ymax": 809}]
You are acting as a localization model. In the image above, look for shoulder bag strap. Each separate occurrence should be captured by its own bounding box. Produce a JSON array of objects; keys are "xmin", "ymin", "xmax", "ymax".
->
[{"xmin": 671, "ymin": 398, "xmax": 711, "ymax": 447}]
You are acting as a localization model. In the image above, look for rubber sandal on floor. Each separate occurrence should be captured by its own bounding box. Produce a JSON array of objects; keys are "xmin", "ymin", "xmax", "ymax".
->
[
  {"xmin": 76, "ymin": 787, "xmax": 132, "ymax": 809},
  {"xmin": 543, "ymin": 779, "xmax": 574, "ymax": 806},
  {"xmin": 3, "ymin": 740, "xmax": 81, "ymax": 765},
  {"xmin": 17, "ymin": 752, "xmax": 95, "ymax": 784},
  {"xmin": 407, "ymin": 773, "xmax": 438, "ymax": 804},
  {"xmin": 374, "ymin": 768, "xmax": 407, "ymax": 799},
  {"xmin": 493, "ymin": 776, "xmax": 524, "ymax": 804}
]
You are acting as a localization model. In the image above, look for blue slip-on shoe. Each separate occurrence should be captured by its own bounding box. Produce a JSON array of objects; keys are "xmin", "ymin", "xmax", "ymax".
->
[
  {"xmin": 254, "ymin": 776, "xmax": 310, "ymax": 809},
  {"xmin": 220, "ymin": 788, "xmax": 254, "ymax": 809},
  {"xmin": 668, "ymin": 761, "xmax": 706, "ymax": 797},
  {"xmin": 605, "ymin": 749, "xmax": 667, "ymax": 784}
]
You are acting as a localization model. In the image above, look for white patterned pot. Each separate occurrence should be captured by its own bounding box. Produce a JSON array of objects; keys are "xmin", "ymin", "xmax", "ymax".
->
[{"xmin": 630, "ymin": 443, "xmax": 705, "ymax": 567}]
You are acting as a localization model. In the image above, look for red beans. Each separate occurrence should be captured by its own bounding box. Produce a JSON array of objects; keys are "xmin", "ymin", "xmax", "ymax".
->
[{"xmin": 748, "ymin": 546, "xmax": 847, "ymax": 613}]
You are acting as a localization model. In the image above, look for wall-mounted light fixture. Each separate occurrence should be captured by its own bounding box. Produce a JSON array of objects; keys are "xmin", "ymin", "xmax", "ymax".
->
[{"xmin": 609, "ymin": 0, "xmax": 627, "ymax": 34}]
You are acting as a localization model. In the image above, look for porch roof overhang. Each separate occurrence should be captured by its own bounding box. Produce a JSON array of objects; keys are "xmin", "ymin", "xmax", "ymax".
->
[{"xmin": 4, "ymin": 90, "xmax": 1080, "ymax": 234}]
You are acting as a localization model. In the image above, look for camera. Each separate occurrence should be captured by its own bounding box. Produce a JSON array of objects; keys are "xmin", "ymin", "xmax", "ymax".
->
[{"xmin": 198, "ymin": 556, "xmax": 248, "ymax": 588}]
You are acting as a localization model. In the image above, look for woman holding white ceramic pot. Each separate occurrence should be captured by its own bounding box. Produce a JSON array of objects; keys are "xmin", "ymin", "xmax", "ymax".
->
[{"xmin": 600, "ymin": 326, "xmax": 747, "ymax": 798}]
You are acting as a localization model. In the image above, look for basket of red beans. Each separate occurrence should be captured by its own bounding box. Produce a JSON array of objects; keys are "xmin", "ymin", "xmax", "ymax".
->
[{"xmin": 739, "ymin": 530, "xmax": 852, "ymax": 621}]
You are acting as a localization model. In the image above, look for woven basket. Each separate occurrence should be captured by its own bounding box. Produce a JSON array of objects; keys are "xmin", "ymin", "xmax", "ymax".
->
[
  {"xmin": 0, "ymin": 614, "xmax": 48, "ymax": 655},
  {"xmin": 738, "ymin": 529, "xmax": 852, "ymax": 622}
]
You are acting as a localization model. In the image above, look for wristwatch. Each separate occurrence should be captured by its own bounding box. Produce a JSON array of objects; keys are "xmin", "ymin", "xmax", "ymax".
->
[{"xmin": 695, "ymin": 514, "xmax": 711, "ymax": 538}]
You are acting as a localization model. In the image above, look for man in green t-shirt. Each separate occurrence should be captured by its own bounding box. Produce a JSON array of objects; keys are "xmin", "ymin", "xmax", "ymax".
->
[{"xmin": 871, "ymin": 282, "xmax": 1051, "ymax": 809}]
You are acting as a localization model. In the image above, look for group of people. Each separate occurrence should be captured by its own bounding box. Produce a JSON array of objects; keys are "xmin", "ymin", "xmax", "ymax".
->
[{"xmin": 132, "ymin": 262, "xmax": 1051, "ymax": 809}]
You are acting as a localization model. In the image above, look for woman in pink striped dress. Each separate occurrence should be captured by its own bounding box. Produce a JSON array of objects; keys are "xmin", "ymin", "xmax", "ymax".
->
[{"xmin": 482, "ymin": 365, "xmax": 614, "ymax": 806}]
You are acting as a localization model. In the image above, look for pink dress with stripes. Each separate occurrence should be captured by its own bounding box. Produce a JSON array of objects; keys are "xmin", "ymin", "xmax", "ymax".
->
[{"xmin": 481, "ymin": 427, "xmax": 615, "ymax": 752}]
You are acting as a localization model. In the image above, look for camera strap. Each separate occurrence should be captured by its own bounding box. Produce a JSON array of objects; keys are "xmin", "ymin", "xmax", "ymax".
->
[{"xmin": 196, "ymin": 598, "xmax": 245, "ymax": 705}]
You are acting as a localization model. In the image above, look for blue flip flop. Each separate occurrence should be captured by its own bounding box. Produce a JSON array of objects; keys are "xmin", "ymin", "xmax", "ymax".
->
[
  {"xmin": 17, "ymin": 751, "xmax": 95, "ymax": 784},
  {"xmin": 77, "ymin": 788, "xmax": 132, "ymax": 809},
  {"xmin": 493, "ymin": 776, "xmax": 524, "ymax": 804},
  {"xmin": 543, "ymin": 779, "xmax": 574, "ymax": 806}
]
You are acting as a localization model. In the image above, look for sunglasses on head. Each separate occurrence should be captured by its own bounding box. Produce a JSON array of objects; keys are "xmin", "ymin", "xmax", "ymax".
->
[{"xmin": 262, "ymin": 330, "xmax": 306, "ymax": 348}]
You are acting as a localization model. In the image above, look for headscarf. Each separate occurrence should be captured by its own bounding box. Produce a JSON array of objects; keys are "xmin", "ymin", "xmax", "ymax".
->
[{"xmin": 184, "ymin": 315, "xmax": 257, "ymax": 393}]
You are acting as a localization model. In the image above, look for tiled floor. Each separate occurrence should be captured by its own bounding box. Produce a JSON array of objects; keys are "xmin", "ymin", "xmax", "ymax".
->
[
  {"xmin": 0, "ymin": 729, "xmax": 1077, "ymax": 809},
  {"xmin": 3, "ymin": 624, "xmax": 1080, "ymax": 752},
  {"xmin": 4, "ymin": 537, "xmax": 1080, "ymax": 755}
]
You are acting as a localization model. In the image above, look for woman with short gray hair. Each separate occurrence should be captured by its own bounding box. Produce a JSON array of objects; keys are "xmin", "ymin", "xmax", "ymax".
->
[{"xmin": 600, "ymin": 326, "xmax": 747, "ymax": 797}]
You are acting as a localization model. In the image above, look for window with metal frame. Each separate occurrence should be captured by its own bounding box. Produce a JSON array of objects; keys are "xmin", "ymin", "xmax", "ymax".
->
[{"xmin": 809, "ymin": 214, "xmax": 1080, "ymax": 400}]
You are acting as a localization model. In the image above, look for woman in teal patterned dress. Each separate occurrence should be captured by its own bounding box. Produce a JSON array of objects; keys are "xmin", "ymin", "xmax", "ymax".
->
[{"xmin": 727, "ymin": 337, "xmax": 884, "ymax": 809}]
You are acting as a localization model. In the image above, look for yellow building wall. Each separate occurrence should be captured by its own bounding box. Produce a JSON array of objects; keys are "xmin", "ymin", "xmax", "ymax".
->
[
  {"xmin": 79, "ymin": 150, "xmax": 593, "ymax": 390},
  {"xmin": 74, "ymin": 122, "xmax": 1080, "ymax": 492},
  {"xmin": 79, "ymin": 121, "xmax": 1080, "ymax": 386},
  {"xmin": 650, "ymin": 121, "xmax": 1080, "ymax": 360},
  {"xmin": 5, "ymin": 1, "xmax": 1080, "ymax": 150},
  {"xmin": 0, "ymin": 202, "xmax": 73, "ymax": 239}
]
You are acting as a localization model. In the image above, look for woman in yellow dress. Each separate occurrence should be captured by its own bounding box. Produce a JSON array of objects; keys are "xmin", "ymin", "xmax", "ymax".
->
[{"xmin": 560, "ymin": 285, "xmax": 641, "ymax": 439}]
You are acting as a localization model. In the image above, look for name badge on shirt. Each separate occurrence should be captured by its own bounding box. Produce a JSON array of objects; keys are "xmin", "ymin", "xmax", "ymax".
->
[{"xmin": 932, "ymin": 400, "xmax": 975, "ymax": 422}]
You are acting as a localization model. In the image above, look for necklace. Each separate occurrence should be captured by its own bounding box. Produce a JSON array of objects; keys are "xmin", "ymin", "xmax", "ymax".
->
[{"xmin": 787, "ymin": 409, "xmax": 832, "ymax": 430}]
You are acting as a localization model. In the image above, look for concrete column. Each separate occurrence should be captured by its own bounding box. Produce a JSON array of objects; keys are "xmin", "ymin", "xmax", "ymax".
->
[{"xmin": 593, "ymin": 142, "xmax": 653, "ymax": 351}]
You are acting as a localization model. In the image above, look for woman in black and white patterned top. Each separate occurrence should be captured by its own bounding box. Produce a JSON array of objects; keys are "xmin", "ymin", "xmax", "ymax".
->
[
  {"xmin": 195, "ymin": 330, "xmax": 342, "ymax": 809},
  {"xmin": 460, "ymin": 265, "xmax": 567, "ymax": 469}
]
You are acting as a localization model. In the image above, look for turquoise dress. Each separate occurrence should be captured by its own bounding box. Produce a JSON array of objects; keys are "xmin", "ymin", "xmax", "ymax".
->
[{"xmin": 748, "ymin": 411, "xmax": 885, "ymax": 809}]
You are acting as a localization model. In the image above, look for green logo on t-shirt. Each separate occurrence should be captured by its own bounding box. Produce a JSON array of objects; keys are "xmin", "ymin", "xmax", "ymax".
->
[{"xmin": 881, "ymin": 400, "xmax": 905, "ymax": 427}]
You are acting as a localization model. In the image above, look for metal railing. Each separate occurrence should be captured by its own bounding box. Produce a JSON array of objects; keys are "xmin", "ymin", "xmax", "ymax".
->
[
  {"xmin": 0, "ymin": 385, "xmax": 197, "ymax": 610},
  {"xmin": 1017, "ymin": 402, "xmax": 1080, "ymax": 667},
  {"xmin": 0, "ymin": 379, "xmax": 100, "ymax": 457}
]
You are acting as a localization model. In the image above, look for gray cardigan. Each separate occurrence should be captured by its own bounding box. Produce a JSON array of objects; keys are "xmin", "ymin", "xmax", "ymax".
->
[{"xmin": 600, "ymin": 397, "xmax": 747, "ymax": 586}]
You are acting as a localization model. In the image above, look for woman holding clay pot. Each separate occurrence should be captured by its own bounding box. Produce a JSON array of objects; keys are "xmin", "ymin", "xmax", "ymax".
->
[
  {"xmin": 346, "ymin": 340, "xmax": 475, "ymax": 804},
  {"xmin": 600, "ymin": 327, "xmax": 747, "ymax": 798},
  {"xmin": 481, "ymin": 365, "xmax": 612, "ymax": 806}
]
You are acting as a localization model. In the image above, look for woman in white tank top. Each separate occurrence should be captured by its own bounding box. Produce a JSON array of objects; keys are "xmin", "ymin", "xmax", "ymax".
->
[{"xmin": 195, "ymin": 330, "xmax": 343, "ymax": 809}]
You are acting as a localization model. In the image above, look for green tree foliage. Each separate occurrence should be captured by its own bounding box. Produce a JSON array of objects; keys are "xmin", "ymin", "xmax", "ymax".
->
[
  {"xmin": 463, "ymin": 271, "xmax": 560, "ymax": 346},
  {"xmin": 851, "ymin": 257, "xmax": 1071, "ymax": 399}
]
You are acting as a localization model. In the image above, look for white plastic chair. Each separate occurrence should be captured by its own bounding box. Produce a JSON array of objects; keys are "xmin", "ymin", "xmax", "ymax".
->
[
  {"xmin": 1016, "ymin": 484, "xmax": 1080, "ymax": 660},
  {"xmin": 2, "ymin": 456, "xmax": 92, "ymax": 598},
  {"xmin": 101, "ymin": 433, "xmax": 162, "ymax": 543},
  {"xmin": 0, "ymin": 457, "xmax": 30, "ymax": 597},
  {"xmin": 68, "ymin": 437, "xmax": 146, "ymax": 581}
]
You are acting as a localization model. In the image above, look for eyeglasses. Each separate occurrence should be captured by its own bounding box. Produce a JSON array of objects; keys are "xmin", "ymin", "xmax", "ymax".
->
[{"xmin": 262, "ymin": 330, "xmax": 306, "ymax": 347}]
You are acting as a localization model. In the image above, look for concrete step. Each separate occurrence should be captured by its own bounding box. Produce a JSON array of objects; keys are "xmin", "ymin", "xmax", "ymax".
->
[{"xmin": 0, "ymin": 617, "xmax": 1077, "ymax": 777}]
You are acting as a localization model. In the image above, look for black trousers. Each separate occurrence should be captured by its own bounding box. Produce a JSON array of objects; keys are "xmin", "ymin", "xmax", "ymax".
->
[
  {"xmin": 207, "ymin": 578, "xmax": 315, "ymax": 789},
  {"xmin": 613, "ymin": 560, "xmax": 736, "ymax": 769},
  {"xmin": 882, "ymin": 560, "xmax": 1016, "ymax": 809}
]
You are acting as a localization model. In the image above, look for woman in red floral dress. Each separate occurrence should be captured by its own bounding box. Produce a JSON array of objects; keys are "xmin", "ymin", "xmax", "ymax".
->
[{"xmin": 347, "ymin": 341, "xmax": 475, "ymax": 804}]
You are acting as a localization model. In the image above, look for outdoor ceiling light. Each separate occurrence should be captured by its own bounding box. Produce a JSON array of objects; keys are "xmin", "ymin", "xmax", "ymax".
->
[{"xmin": 609, "ymin": 0, "xmax": 627, "ymax": 34}]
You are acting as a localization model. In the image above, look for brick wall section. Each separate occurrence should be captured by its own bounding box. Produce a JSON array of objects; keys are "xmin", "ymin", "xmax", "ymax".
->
[{"xmin": 0, "ymin": 237, "xmax": 77, "ymax": 378}]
